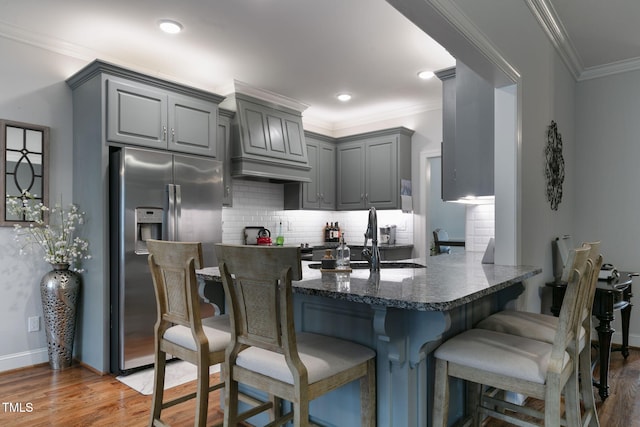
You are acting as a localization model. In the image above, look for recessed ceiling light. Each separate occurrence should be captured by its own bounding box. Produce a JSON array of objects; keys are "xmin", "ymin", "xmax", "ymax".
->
[
  {"xmin": 337, "ymin": 93, "xmax": 352, "ymax": 102},
  {"xmin": 417, "ymin": 70, "xmax": 435, "ymax": 80},
  {"xmin": 159, "ymin": 20, "xmax": 183, "ymax": 34}
]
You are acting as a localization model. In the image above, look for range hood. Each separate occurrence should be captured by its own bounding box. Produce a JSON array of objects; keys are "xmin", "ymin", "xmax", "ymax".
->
[{"xmin": 221, "ymin": 82, "xmax": 311, "ymax": 183}]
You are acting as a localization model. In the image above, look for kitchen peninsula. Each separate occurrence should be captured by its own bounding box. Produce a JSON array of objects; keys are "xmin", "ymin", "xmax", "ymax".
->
[{"xmin": 197, "ymin": 252, "xmax": 541, "ymax": 426}]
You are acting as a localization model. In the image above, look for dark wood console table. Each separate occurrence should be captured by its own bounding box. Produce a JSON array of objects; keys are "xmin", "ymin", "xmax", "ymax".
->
[{"xmin": 546, "ymin": 272, "xmax": 635, "ymax": 400}]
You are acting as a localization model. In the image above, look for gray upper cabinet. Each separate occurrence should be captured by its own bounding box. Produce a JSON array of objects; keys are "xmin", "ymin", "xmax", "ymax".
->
[
  {"xmin": 107, "ymin": 76, "xmax": 220, "ymax": 157},
  {"xmin": 218, "ymin": 109, "xmax": 234, "ymax": 206},
  {"xmin": 284, "ymin": 132, "xmax": 336, "ymax": 210},
  {"xmin": 315, "ymin": 140, "xmax": 336, "ymax": 209},
  {"xmin": 168, "ymin": 94, "xmax": 218, "ymax": 156},
  {"xmin": 436, "ymin": 61, "xmax": 494, "ymax": 201},
  {"xmin": 106, "ymin": 78, "xmax": 166, "ymax": 148},
  {"xmin": 336, "ymin": 127, "xmax": 413, "ymax": 210},
  {"xmin": 336, "ymin": 140, "xmax": 366, "ymax": 210}
]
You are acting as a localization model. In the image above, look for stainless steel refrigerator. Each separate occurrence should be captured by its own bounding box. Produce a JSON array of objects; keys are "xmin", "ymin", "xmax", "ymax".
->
[{"xmin": 110, "ymin": 146, "xmax": 223, "ymax": 374}]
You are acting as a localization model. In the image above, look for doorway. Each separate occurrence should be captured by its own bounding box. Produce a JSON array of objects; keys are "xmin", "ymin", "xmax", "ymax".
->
[{"xmin": 427, "ymin": 156, "xmax": 465, "ymax": 254}]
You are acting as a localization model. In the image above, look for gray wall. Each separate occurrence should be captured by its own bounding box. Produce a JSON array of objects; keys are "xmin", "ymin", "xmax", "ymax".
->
[
  {"xmin": 0, "ymin": 36, "xmax": 84, "ymax": 370},
  {"xmin": 575, "ymin": 70, "xmax": 640, "ymax": 343},
  {"xmin": 441, "ymin": 0, "xmax": 578, "ymax": 311}
]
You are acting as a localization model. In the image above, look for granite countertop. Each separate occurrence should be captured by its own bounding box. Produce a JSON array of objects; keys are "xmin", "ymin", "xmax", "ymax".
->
[{"xmin": 197, "ymin": 252, "xmax": 541, "ymax": 312}]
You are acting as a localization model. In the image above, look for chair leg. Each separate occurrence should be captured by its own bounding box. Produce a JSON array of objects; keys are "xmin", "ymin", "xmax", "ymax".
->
[
  {"xmin": 293, "ymin": 400, "xmax": 310, "ymax": 427},
  {"xmin": 544, "ymin": 374, "xmax": 564, "ymax": 427},
  {"xmin": 268, "ymin": 395, "xmax": 282, "ymax": 423},
  {"xmin": 466, "ymin": 382, "xmax": 481, "ymax": 427},
  {"xmin": 194, "ymin": 357, "xmax": 210, "ymax": 427},
  {"xmin": 579, "ymin": 345, "xmax": 600, "ymax": 427},
  {"xmin": 223, "ymin": 369, "xmax": 239, "ymax": 427},
  {"xmin": 432, "ymin": 358, "xmax": 450, "ymax": 427},
  {"xmin": 564, "ymin": 369, "xmax": 581, "ymax": 427},
  {"xmin": 360, "ymin": 359, "xmax": 376, "ymax": 427},
  {"xmin": 150, "ymin": 351, "xmax": 167, "ymax": 427}
]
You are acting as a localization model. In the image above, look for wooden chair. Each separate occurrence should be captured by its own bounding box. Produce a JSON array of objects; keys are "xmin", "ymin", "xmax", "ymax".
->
[
  {"xmin": 432, "ymin": 246, "xmax": 593, "ymax": 427},
  {"xmin": 475, "ymin": 241, "xmax": 602, "ymax": 426},
  {"xmin": 216, "ymin": 244, "xmax": 376, "ymax": 427},
  {"xmin": 146, "ymin": 239, "xmax": 231, "ymax": 427}
]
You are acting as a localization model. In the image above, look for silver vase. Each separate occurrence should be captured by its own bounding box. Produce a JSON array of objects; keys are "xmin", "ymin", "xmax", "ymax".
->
[{"xmin": 40, "ymin": 263, "xmax": 81, "ymax": 370}]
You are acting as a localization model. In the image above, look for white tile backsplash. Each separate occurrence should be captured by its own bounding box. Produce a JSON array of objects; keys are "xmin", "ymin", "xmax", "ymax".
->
[
  {"xmin": 222, "ymin": 179, "xmax": 414, "ymax": 247},
  {"xmin": 465, "ymin": 204, "xmax": 495, "ymax": 252}
]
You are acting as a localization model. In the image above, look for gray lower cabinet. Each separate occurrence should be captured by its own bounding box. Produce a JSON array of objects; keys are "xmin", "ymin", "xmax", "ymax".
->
[
  {"xmin": 218, "ymin": 109, "xmax": 234, "ymax": 206},
  {"xmin": 107, "ymin": 76, "xmax": 219, "ymax": 157},
  {"xmin": 284, "ymin": 132, "xmax": 336, "ymax": 210},
  {"xmin": 336, "ymin": 127, "xmax": 413, "ymax": 210}
]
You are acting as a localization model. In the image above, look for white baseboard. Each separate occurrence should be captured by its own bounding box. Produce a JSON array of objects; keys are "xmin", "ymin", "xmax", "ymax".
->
[
  {"xmin": 0, "ymin": 348, "xmax": 48, "ymax": 373},
  {"xmin": 618, "ymin": 331, "xmax": 640, "ymax": 349}
]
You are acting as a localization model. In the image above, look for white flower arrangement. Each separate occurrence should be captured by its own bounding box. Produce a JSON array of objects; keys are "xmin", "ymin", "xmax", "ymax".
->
[{"xmin": 6, "ymin": 192, "xmax": 91, "ymax": 272}]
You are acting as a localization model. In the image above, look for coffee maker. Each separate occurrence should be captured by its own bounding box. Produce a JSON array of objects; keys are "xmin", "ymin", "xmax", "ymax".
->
[{"xmin": 379, "ymin": 225, "xmax": 396, "ymax": 245}]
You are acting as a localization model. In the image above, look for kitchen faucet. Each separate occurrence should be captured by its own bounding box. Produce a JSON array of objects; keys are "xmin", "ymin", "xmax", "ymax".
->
[{"xmin": 362, "ymin": 207, "xmax": 380, "ymax": 271}]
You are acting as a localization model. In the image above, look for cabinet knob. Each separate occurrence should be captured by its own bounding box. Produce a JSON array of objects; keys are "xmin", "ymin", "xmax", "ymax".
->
[
  {"xmin": 162, "ymin": 126, "xmax": 167, "ymax": 141},
  {"xmin": 171, "ymin": 128, "xmax": 175, "ymax": 142}
]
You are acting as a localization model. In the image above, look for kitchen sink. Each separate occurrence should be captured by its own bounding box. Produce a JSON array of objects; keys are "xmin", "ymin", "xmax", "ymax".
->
[{"xmin": 308, "ymin": 262, "xmax": 426, "ymax": 270}]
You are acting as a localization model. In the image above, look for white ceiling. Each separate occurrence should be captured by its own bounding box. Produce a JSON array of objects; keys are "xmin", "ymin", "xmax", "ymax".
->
[{"xmin": 1, "ymin": 0, "xmax": 639, "ymax": 131}]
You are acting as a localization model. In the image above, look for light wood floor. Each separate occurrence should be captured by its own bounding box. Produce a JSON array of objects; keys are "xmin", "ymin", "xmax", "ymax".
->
[
  {"xmin": 0, "ymin": 347, "xmax": 637, "ymax": 426},
  {"xmin": 0, "ymin": 364, "xmax": 226, "ymax": 427}
]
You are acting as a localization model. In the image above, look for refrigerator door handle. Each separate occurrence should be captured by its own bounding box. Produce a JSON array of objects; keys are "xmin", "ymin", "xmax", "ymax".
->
[
  {"xmin": 174, "ymin": 184, "xmax": 182, "ymax": 241},
  {"xmin": 167, "ymin": 184, "xmax": 176, "ymax": 241}
]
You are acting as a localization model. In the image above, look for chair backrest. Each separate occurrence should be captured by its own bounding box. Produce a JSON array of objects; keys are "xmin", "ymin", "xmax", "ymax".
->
[
  {"xmin": 215, "ymin": 244, "xmax": 302, "ymax": 356},
  {"xmin": 433, "ymin": 228, "xmax": 451, "ymax": 254},
  {"xmin": 147, "ymin": 239, "xmax": 204, "ymax": 330},
  {"xmin": 549, "ymin": 246, "xmax": 592, "ymax": 372}
]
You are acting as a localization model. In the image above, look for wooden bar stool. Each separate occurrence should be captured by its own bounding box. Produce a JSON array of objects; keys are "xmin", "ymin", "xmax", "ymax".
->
[
  {"xmin": 216, "ymin": 244, "xmax": 376, "ymax": 427},
  {"xmin": 432, "ymin": 246, "xmax": 593, "ymax": 427},
  {"xmin": 475, "ymin": 241, "xmax": 602, "ymax": 426},
  {"xmin": 146, "ymin": 239, "xmax": 231, "ymax": 427}
]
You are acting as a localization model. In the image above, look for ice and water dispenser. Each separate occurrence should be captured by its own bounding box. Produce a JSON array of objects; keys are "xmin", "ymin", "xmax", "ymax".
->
[{"xmin": 135, "ymin": 207, "xmax": 163, "ymax": 254}]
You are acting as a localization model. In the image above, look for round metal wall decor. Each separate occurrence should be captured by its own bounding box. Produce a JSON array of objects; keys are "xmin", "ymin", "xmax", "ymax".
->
[{"xmin": 544, "ymin": 120, "xmax": 565, "ymax": 211}]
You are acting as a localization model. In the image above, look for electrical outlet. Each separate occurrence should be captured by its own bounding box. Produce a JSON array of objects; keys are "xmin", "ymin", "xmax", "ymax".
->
[{"xmin": 28, "ymin": 316, "xmax": 40, "ymax": 332}]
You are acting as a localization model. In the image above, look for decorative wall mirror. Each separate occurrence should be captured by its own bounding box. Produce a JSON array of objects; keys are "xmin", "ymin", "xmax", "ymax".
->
[{"xmin": 0, "ymin": 119, "xmax": 50, "ymax": 226}]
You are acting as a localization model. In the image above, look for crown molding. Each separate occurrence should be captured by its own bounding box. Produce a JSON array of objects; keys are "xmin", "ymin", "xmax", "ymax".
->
[
  {"xmin": 302, "ymin": 101, "xmax": 441, "ymax": 137},
  {"xmin": 429, "ymin": 0, "xmax": 520, "ymax": 85},
  {"xmin": 232, "ymin": 80, "xmax": 310, "ymax": 113},
  {"xmin": 0, "ymin": 19, "xmax": 96, "ymax": 62},
  {"xmin": 525, "ymin": 1, "xmax": 640, "ymax": 81},
  {"xmin": 579, "ymin": 56, "xmax": 640, "ymax": 81},
  {"xmin": 525, "ymin": 0, "xmax": 583, "ymax": 80}
]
